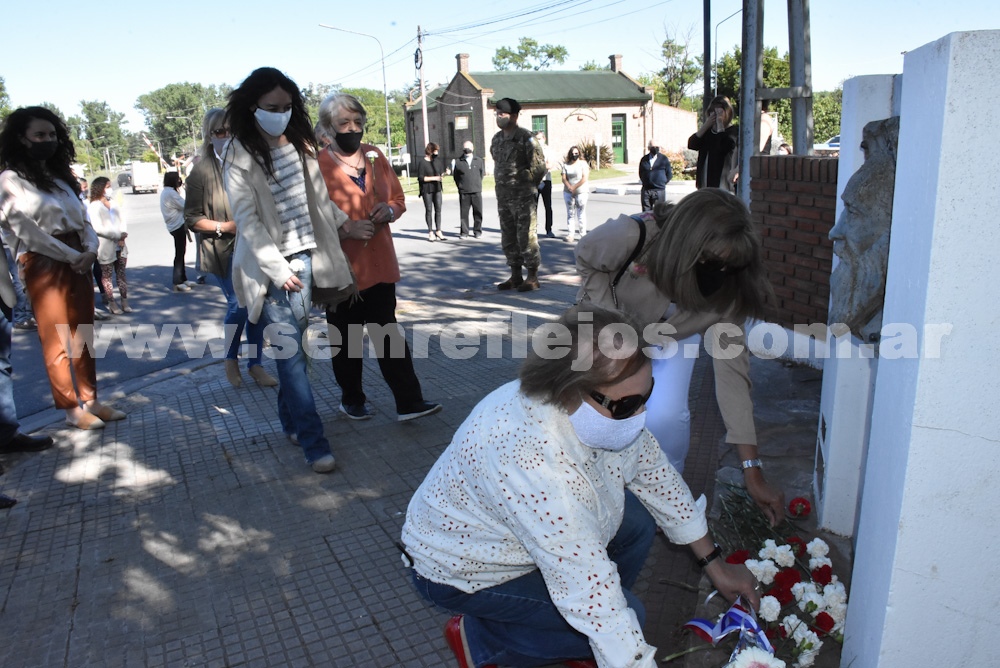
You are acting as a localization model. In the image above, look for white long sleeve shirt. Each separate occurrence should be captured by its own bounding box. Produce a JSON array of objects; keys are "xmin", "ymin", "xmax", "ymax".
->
[{"xmin": 401, "ymin": 381, "xmax": 708, "ymax": 668}]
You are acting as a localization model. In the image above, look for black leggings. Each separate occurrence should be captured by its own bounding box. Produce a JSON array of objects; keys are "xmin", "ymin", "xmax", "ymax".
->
[
  {"xmin": 170, "ymin": 227, "xmax": 188, "ymax": 286},
  {"xmin": 421, "ymin": 192, "xmax": 442, "ymax": 232}
]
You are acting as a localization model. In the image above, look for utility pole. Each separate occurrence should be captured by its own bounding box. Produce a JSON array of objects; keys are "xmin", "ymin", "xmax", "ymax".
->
[
  {"xmin": 703, "ymin": 0, "xmax": 712, "ymax": 111},
  {"xmin": 417, "ymin": 25, "xmax": 429, "ymax": 149}
]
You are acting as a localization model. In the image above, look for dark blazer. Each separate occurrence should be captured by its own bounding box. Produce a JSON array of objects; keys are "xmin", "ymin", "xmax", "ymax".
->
[
  {"xmin": 638, "ymin": 152, "xmax": 672, "ymax": 190},
  {"xmin": 451, "ymin": 154, "xmax": 485, "ymax": 194}
]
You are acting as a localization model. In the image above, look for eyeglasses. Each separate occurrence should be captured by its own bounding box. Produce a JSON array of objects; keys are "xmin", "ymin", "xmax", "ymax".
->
[
  {"xmin": 211, "ymin": 128, "xmax": 230, "ymax": 138},
  {"xmin": 698, "ymin": 258, "xmax": 748, "ymax": 274},
  {"xmin": 589, "ymin": 378, "xmax": 655, "ymax": 420}
]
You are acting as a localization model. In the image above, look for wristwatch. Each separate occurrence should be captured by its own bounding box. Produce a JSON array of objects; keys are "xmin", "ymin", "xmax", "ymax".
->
[
  {"xmin": 215, "ymin": 221, "xmax": 223, "ymax": 238},
  {"xmin": 741, "ymin": 458, "xmax": 763, "ymax": 471}
]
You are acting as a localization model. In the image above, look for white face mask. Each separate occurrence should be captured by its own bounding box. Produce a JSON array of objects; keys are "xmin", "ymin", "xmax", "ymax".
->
[
  {"xmin": 254, "ymin": 108, "xmax": 292, "ymax": 137},
  {"xmin": 211, "ymin": 137, "xmax": 229, "ymax": 157},
  {"xmin": 568, "ymin": 401, "xmax": 646, "ymax": 452},
  {"xmin": 104, "ymin": 187, "xmax": 113, "ymax": 198}
]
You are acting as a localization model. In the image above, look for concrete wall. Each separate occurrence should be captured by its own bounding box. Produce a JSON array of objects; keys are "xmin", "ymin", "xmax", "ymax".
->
[{"xmin": 843, "ymin": 30, "xmax": 1000, "ymax": 667}]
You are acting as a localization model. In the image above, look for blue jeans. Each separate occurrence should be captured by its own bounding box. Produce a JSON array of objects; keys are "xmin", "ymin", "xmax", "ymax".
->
[
  {"xmin": 4, "ymin": 246, "xmax": 32, "ymax": 324},
  {"xmin": 215, "ymin": 259, "xmax": 264, "ymax": 367},
  {"xmin": 0, "ymin": 307, "xmax": 19, "ymax": 443},
  {"xmin": 412, "ymin": 491, "xmax": 656, "ymax": 667},
  {"xmin": 259, "ymin": 252, "xmax": 331, "ymax": 463}
]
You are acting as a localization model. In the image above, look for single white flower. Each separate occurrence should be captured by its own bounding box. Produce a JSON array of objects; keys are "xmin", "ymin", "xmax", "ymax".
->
[
  {"xmin": 798, "ymin": 592, "xmax": 825, "ymax": 615},
  {"xmin": 822, "ymin": 582, "xmax": 847, "ymax": 608},
  {"xmin": 365, "ymin": 150, "xmax": 379, "ymax": 161},
  {"xmin": 827, "ymin": 602, "xmax": 848, "ymax": 627},
  {"xmin": 773, "ymin": 545, "xmax": 796, "ymax": 568},
  {"xmin": 759, "ymin": 539, "xmax": 779, "ymax": 561},
  {"xmin": 791, "ymin": 582, "xmax": 817, "ymax": 601},
  {"xmin": 744, "ymin": 559, "xmax": 778, "ymax": 585},
  {"xmin": 809, "ymin": 556, "xmax": 832, "ymax": 571},
  {"xmin": 728, "ymin": 646, "xmax": 786, "ymax": 668},
  {"xmin": 806, "ymin": 538, "xmax": 829, "ymax": 558},
  {"xmin": 782, "ymin": 614, "xmax": 805, "ymax": 638},
  {"xmin": 759, "ymin": 595, "xmax": 782, "ymax": 622},
  {"xmin": 288, "ymin": 258, "xmax": 306, "ymax": 275},
  {"xmin": 793, "ymin": 632, "xmax": 823, "ymax": 668}
]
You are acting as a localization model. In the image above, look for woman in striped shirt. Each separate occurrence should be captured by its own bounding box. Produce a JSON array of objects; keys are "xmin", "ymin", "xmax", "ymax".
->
[{"xmin": 222, "ymin": 67, "xmax": 364, "ymax": 474}]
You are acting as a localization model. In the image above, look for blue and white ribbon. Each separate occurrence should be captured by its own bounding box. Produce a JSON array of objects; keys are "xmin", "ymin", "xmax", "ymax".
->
[{"xmin": 684, "ymin": 597, "xmax": 775, "ymax": 654}]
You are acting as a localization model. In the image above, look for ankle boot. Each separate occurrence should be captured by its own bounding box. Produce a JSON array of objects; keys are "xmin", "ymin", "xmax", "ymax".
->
[
  {"xmin": 120, "ymin": 298, "xmax": 133, "ymax": 313},
  {"xmin": 517, "ymin": 267, "xmax": 540, "ymax": 291},
  {"xmin": 497, "ymin": 266, "xmax": 524, "ymax": 291}
]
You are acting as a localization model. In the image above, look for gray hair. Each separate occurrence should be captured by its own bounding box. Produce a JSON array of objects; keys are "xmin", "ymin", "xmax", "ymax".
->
[
  {"xmin": 317, "ymin": 92, "xmax": 368, "ymax": 137},
  {"xmin": 200, "ymin": 108, "xmax": 226, "ymax": 160},
  {"xmin": 519, "ymin": 303, "xmax": 648, "ymax": 411}
]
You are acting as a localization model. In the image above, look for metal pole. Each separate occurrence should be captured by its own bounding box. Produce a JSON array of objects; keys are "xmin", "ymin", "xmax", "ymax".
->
[
  {"xmin": 788, "ymin": 0, "xmax": 814, "ymax": 153},
  {"xmin": 418, "ymin": 25, "xmax": 429, "ymax": 150},
  {"xmin": 738, "ymin": 0, "xmax": 764, "ymax": 205},
  {"xmin": 318, "ymin": 24, "xmax": 393, "ymax": 158},
  {"xmin": 703, "ymin": 0, "xmax": 712, "ymax": 111},
  {"xmin": 715, "ymin": 9, "xmax": 744, "ymax": 96}
]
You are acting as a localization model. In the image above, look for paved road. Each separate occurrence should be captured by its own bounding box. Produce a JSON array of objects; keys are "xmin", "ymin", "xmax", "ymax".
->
[{"xmin": 11, "ymin": 181, "xmax": 692, "ymax": 420}]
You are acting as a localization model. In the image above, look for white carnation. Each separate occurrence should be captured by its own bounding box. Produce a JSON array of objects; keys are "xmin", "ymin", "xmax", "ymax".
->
[
  {"xmin": 806, "ymin": 538, "xmax": 829, "ymax": 558},
  {"xmin": 809, "ymin": 556, "xmax": 832, "ymax": 571},
  {"xmin": 759, "ymin": 595, "xmax": 782, "ymax": 622},
  {"xmin": 827, "ymin": 602, "xmax": 848, "ymax": 627},
  {"xmin": 822, "ymin": 582, "xmax": 847, "ymax": 607},
  {"xmin": 759, "ymin": 539, "xmax": 780, "ymax": 560},
  {"xmin": 744, "ymin": 558, "xmax": 778, "ymax": 585},
  {"xmin": 288, "ymin": 258, "xmax": 306, "ymax": 275},
  {"xmin": 782, "ymin": 614, "xmax": 804, "ymax": 638},
  {"xmin": 773, "ymin": 544, "xmax": 796, "ymax": 568},
  {"xmin": 791, "ymin": 582, "xmax": 817, "ymax": 600},
  {"xmin": 798, "ymin": 592, "xmax": 825, "ymax": 614},
  {"xmin": 729, "ymin": 646, "xmax": 786, "ymax": 668}
]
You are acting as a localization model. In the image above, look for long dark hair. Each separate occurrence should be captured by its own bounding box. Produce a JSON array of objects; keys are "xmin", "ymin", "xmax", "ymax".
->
[
  {"xmin": 226, "ymin": 67, "xmax": 314, "ymax": 177},
  {"xmin": 89, "ymin": 176, "xmax": 110, "ymax": 202},
  {"xmin": 0, "ymin": 106, "xmax": 79, "ymax": 195}
]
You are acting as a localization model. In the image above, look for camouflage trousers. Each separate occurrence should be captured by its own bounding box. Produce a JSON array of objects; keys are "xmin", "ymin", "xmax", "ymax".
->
[{"xmin": 496, "ymin": 190, "xmax": 541, "ymax": 270}]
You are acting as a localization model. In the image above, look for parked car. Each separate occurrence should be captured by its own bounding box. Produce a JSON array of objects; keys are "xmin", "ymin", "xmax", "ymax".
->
[
  {"xmin": 814, "ymin": 135, "xmax": 841, "ymax": 153},
  {"xmin": 117, "ymin": 172, "xmax": 132, "ymax": 188}
]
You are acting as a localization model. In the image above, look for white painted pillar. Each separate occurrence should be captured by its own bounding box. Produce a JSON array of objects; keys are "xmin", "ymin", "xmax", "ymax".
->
[
  {"xmin": 843, "ymin": 30, "xmax": 1000, "ymax": 667},
  {"xmin": 815, "ymin": 75, "xmax": 899, "ymax": 537}
]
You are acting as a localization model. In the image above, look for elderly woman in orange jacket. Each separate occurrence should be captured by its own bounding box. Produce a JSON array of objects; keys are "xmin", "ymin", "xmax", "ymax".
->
[{"xmin": 316, "ymin": 92, "xmax": 442, "ymax": 423}]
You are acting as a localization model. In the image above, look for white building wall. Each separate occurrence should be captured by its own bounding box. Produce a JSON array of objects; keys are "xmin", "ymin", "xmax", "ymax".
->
[{"xmin": 842, "ymin": 30, "xmax": 1000, "ymax": 667}]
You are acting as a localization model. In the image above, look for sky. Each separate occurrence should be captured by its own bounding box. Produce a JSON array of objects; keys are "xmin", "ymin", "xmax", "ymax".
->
[{"xmin": 5, "ymin": 0, "xmax": 999, "ymax": 132}]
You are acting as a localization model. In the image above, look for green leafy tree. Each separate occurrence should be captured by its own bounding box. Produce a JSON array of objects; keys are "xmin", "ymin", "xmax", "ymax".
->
[
  {"xmin": 715, "ymin": 45, "xmax": 790, "ymax": 131},
  {"xmin": 135, "ymin": 82, "xmax": 230, "ymax": 157},
  {"xmin": 493, "ymin": 37, "xmax": 568, "ymax": 71},
  {"xmin": 77, "ymin": 100, "xmax": 129, "ymax": 172},
  {"xmin": 0, "ymin": 76, "xmax": 11, "ymax": 122},
  {"xmin": 657, "ymin": 26, "xmax": 702, "ymax": 108},
  {"xmin": 812, "ymin": 89, "xmax": 842, "ymax": 145},
  {"xmin": 580, "ymin": 60, "xmax": 610, "ymax": 71}
]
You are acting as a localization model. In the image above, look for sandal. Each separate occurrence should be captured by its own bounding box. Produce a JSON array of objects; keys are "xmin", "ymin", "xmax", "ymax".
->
[{"xmin": 66, "ymin": 412, "xmax": 105, "ymax": 430}]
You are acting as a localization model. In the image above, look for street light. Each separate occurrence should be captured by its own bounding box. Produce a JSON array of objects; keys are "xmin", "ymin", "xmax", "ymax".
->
[
  {"xmin": 714, "ymin": 8, "xmax": 743, "ymax": 96},
  {"xmin": 318, "ymin": 24, "xmax": 393, "ymax": 160}
]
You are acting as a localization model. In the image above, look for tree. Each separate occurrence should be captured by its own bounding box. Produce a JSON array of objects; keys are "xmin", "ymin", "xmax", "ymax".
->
[
  {"xmin": 580, "ymin": 61, "xmax": 610, "ymax": 71},
  {"xmin": 135, "ymin": 82, "xmax": 231, "ymax": 157},
  {"xmin": 77, "ymin": 100, "xmax": 129, "ymax": 173},
  {"xmin": 812, "ymin": 90, "xmax": 842, "ymax": 145},
  {"xmin": 0, "ymin": 76, "xmax": 11, "ymax": 122},
  {"xmin": 715, "ymin": 45, "xmax": 791, "ymax": 133},
  {"xmin": 656, "ymin": 26, "xmax": 702, "ymax": 107},
  {"xmin": 493, "ymin": 38, "xmax": 568, "ymax": 71}
]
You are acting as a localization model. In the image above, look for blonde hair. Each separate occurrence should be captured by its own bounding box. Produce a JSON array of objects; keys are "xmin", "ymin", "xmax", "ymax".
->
[{"xmin": 645, "ymin": 189, "xmax": 771, "ymax": 321}]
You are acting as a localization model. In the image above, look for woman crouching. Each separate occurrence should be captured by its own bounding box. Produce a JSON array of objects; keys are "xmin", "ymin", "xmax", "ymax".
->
[{"xmin": 401, "ymin": 303, "xmax": 759, "ymax": 668}]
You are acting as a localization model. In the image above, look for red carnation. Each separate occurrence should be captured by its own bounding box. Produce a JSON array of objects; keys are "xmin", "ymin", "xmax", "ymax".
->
[
  {"xmin": 789, "ymin": 497, "xmax": 812, "ymax": 518},
  {"xmin": 767, "ymin": 584, "xmax": 795, "ymax": 606},
  {"xmin": 813, "ymin": 612, "xmax": 836, "ymax": 634},
  {"xmin": 786, "ymin": 536, "xmax": 807, "ymax": 558},
  {"xmin": 773, "ymin": 568, "xmax": 802, "ymax": 589},
  {"xmin": 811, "ymin": 564, "xmax": 833, "ymax": 586},
  {"xmin": 765, "ymin": 626, "xmax": 781, "ymax": 641},
  {"xmin": 726, "ymin": 550, "xmax": 751, "ymax": 564}
]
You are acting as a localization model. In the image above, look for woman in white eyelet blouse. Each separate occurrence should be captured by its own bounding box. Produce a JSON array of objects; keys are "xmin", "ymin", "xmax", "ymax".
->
[{"xmin": 402, "ymin": 304, "xmax": 759, "ymax": 668}]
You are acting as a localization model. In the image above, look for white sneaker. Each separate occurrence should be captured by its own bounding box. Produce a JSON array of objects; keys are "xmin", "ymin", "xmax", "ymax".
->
[
  {"xmin": 184, "ymin": 280, "xmax": 198, "ymax": 288},
  {"xmin": 173, "ymin": 283, "xmax": 192, "ymax": 292},
  {"xmin": 567, "ymin": 234, "xmax": 575, "ymax": 243},
  {"xmin": 311, "ymin": 454, "xmax": 336, "ymax": 473}
]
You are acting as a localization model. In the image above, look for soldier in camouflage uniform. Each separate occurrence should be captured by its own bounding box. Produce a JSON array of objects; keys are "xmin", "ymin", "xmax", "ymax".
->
[{"xmin": 489, "ymin": 98, "xmax": 548, "ymax": 291}]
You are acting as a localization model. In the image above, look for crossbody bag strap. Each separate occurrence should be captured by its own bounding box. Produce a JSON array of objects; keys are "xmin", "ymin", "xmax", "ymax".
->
[{"xmin": 610, "ymin": 214, "xmax": 647, "ymax": 308}]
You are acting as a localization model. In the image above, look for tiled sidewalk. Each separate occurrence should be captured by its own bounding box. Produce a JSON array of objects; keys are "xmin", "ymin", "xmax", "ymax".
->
[{"xmin": 0, "ymin": 276, "xmax": 818, "ymax": 667}]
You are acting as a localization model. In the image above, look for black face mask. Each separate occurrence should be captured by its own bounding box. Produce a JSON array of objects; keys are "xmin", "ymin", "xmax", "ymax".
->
[
  {"xmin": 648, "ymin": 146, "xmax": 659, "ymax": 154},
  {"xmin": 334, "ymin": 130, "xmax": 363, "ymax": 154},
  {"xmin": 569, "ymin": 154, "xmax": 579, "ymax": 163},
  {"xmin": 463, "ymin": 148, "xmax": 473, "ymax": 155},
  {"xmin": 27, "ymin": 140, "xmax": 58, "ymax": 161},
  {"xmin": 695, "ymin": 260, "xmax": 731, "ymax": 298}
]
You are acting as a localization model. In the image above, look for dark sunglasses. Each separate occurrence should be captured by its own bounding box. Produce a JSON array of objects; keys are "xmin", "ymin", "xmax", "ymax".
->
[
  {"xmin": 589, "ymin": 378, "xmax": 655, "ymax": 420},
  {"xmin": 698, "ymin": 258, "xmax": 747, "ymax": 274},
  {"xmin": 211, "ymin": 128, "xmax": 230, "ymax": 138}
]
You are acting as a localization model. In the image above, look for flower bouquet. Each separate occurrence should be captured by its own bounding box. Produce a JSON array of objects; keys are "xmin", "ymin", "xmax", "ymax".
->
[{"xmin": 679, "ymin": 488, "xmax": 848, "ymax": 668}]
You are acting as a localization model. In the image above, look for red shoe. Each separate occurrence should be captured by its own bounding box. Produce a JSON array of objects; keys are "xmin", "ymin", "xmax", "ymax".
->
[
  {"xmin": 562, "ymin": 661, "xmax": 598, "ymax": 668},
  {"xmin": 443, "ymin": 615, "xmax": 497, "ymax": 668}
]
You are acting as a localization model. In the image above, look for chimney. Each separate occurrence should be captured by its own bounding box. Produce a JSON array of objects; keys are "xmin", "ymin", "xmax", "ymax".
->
[
  {"xmin": 609, "ymin": 54, "xmax": 623, "ymax": 73},
  {"xmin": 457, "ymin": 53, "xmax": 470, "ymax": 74}
]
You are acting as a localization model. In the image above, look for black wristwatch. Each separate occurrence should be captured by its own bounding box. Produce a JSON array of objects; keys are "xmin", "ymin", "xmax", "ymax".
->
[{"xmin": 696, "ymin": 544, "xmax": 723, "ymax": 568}]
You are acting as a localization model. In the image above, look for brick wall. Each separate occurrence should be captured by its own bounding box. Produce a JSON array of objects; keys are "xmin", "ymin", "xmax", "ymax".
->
[{"xmin": 749, "ymin": 156, "xmax": 839, "ymax": 329}]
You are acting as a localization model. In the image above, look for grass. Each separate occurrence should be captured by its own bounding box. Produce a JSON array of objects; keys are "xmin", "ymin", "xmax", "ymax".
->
[{"xmin": 397, "ymin": 167, "xmax": 629, "ymax": 197}]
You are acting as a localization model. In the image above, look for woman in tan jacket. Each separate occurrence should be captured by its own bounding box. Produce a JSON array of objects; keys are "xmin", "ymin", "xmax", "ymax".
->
[{"xmin": 576, "ymin": 189, "xmax": 784, "ymax": 524}]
